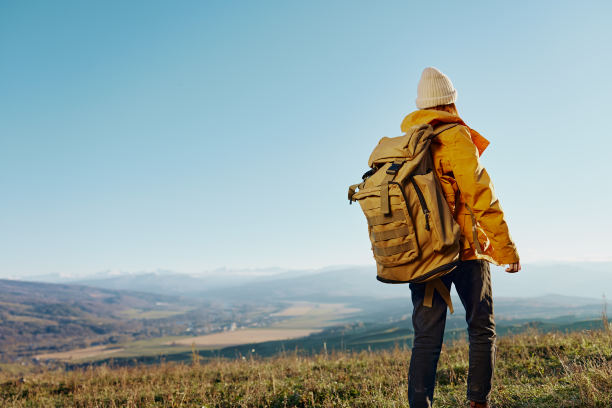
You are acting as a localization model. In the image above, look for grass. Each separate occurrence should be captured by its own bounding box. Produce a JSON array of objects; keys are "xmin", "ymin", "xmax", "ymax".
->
[{"xmin": 0, "ymin": 329, "xmax": 610, "ymax": 407}]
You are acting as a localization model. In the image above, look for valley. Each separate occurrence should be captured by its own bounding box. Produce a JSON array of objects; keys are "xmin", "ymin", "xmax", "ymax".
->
[{"xmin": 1, "ymin": 264, "xmax": 610, "ymax": 367}]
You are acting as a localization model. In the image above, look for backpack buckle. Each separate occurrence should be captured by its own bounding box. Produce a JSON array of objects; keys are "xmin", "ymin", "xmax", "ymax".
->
[
  {"xmin": 362, "ymin": 168, "xmax": 376, "ymax": 180},
  {"xmin": 387, "ymin": 162, "xmax": 402, "ymax": 174}
]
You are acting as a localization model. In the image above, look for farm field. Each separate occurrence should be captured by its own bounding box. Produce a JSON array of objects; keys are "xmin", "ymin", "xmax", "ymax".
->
[
  {"xmin": 168, "ymin": 328, "xmax": 321, "ymax": 348},
  {"xmin": 34, "ymin": 302, "xmax": 359, "ymax": 364},
  {"xmin": 34, "ymin": 346, "xmax": 125, "ymax": 362}
]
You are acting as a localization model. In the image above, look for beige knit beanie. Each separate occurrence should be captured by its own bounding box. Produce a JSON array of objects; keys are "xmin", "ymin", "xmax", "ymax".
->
[{"xmin": 415, "ymin": 67, "xmax": 457, "ymax": 109}]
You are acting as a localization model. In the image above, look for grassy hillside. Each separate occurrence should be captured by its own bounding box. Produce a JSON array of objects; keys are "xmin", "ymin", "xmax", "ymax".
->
[
  {"xmin": 0, "ymin": 279, "xmax": 279, "ymax": 362},
  {"xmin": 0, "ymin": 329, "xmax": 610, "ymax": 407},
  {"xmin": 0, "ymin": 279, "xmax": 177, "ymax": 360}
]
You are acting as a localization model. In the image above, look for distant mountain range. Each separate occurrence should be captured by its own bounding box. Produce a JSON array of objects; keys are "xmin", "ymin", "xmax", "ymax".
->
[
  {"xmin": 13, "ymin": 262, "xmax": 612, "ymax": 301},
  {"xmin": 8, "ymin": 262, "xmax": 610, "ymax": 327}
]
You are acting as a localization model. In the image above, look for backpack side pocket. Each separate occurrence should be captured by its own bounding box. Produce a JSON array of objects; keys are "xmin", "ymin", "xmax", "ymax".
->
[{"xmin": 412, "ymin": 171, "xmax": 461, "ymax": 252}]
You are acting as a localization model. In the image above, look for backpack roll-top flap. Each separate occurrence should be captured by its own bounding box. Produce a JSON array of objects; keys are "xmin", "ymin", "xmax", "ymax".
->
[{"xmin": 368, "ymin": 124, "xmax": 433, "ymax": 168}]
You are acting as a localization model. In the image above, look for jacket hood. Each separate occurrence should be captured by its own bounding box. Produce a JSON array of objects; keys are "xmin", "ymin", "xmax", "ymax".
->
[{"xmin": 400, "ymin": 109, "xmax": 490, "ymax": 156}]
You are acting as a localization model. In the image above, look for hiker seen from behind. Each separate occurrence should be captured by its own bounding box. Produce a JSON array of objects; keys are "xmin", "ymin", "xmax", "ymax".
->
[{"xmin": 348, "ymin": 66, "xmax": 521, "ymax": 408}]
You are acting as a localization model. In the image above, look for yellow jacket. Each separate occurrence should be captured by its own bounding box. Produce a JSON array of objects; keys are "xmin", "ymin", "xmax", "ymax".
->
[{"xmin": 400, "ymin": 109, "xmax": 520, "ymax": 265}]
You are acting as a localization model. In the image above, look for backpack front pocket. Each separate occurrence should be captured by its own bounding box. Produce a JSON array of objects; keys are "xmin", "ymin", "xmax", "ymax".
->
[{"xmin": 354, "ymin": 184, "xmax": 419, "ymax": 267}]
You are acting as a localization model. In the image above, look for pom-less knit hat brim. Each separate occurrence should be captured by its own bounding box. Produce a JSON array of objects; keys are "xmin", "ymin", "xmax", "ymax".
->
[
  {"xmin": 415, "ymin": 91, "xmax": 457, "ymax": 109},
  {"xmin": 415, "ymin": 67, "xmax": 457, "ymax": 109}
]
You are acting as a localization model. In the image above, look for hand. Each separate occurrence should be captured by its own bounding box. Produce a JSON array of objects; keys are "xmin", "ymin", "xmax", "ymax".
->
[{"xmin": 505, "ymin": 261, "xmax": 521, "ymax": 273}]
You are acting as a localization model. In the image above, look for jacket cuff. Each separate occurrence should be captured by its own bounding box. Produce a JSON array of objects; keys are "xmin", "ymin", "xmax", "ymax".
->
[{"xmin": 494, "ymin": 245, "xmax": 520, "ymax": 264}]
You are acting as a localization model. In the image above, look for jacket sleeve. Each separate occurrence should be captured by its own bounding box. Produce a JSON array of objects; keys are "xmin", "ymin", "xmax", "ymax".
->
[{"xmin": 448, "ymin": 126, "xmax": 520, "ymax": 264}]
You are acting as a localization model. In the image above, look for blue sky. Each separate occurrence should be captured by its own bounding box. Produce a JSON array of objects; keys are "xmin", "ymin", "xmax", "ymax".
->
[{"xmin": 1, "ymin": 0, "xmax": 611, "ymax": 277}]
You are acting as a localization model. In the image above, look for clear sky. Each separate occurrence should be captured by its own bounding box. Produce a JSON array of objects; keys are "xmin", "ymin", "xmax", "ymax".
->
[{"xmin": 1, "ymin": 0, "xmax": 611, "ymax": 277}]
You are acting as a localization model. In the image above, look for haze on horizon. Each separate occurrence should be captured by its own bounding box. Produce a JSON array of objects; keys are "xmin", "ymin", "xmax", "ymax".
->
[{"xmin": 1, "ymin": 1, "xmax": 611, "ymax": 278}]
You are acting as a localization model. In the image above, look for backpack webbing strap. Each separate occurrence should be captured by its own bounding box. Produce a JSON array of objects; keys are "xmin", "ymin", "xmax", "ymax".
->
[
  {"xmin": 465, "ymin": 204, "xmax": 483, "ymax": 254},
  {"xmin": 348, "ymin": 181, "xmax": 365, "ymax": 203},
  {"xmin": 380, "ymin": 177, "xmax": 392, "ymax": 214},
  {"xmin": 380, "ymin": 160, "xmax": 404, "ymax": 215},
  {"xmin": 423, "ymin": 278, "xmax": 454, "ymax": 314},
  {"xmin": 371, "ymin": 225, "xmax": 411, "ymax": 241},
  {"xmin": 372, "ymin": 241, "xmax": 414, "ymax": 257},
  {"xmin": 366, "ymin": 210, "xmax": 405, "ymax": 226}
]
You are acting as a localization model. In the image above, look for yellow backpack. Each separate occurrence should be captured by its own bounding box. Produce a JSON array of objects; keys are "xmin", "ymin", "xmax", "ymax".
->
[{"xmin": 348, "ymin": 123, "xmax": 461, "ymax": 312}]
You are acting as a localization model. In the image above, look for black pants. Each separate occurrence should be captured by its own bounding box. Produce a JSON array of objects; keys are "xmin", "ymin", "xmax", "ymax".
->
[{"xmin": 407, "ymin": 259, "xmax": 495, "ymax": 407}]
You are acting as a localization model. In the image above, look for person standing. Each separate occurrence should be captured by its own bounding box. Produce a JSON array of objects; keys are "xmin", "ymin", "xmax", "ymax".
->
[{"xmin": 402, "ymin": 67, "xmax": 521, "ymax": 408}]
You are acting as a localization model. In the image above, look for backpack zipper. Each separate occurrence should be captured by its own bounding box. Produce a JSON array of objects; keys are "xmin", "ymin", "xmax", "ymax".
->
[
  {"xmin": 409, "ymin": 176, "xmax": 430, "ymax": 231},
  {"xmin": 389, "ymin": 181, "xmax": 414, "ymax": 220}
]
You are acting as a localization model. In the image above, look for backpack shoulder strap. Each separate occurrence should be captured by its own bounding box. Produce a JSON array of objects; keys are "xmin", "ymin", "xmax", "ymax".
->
[{"xmin": 432, "ymin": 123, "xmax": 460, "ymax": 137}]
